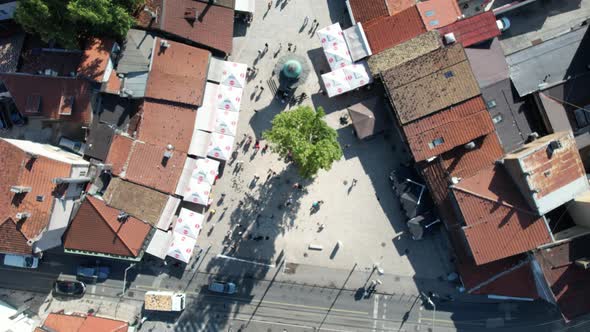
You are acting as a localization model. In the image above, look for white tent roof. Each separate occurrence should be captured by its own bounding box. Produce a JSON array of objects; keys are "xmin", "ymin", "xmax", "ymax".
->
[
  {"xmin": 182, "ymin": 179, "xmax": 212, "ymax": 205},
  {"xmin": 196, "ymin": 82, "xmax": 219, "ymax": 132},
  {"xmin": 155, "ymin": 196, "xmax": 182, "ymax": 230},
  {"xmin": 235, "ymin": 0, "xmax": 255, "ymax": 13},
  {"xmin": 167, "ymin": 232, "xmax": 197, "ymax": 263},
  {"xmin": 216, "ymin": 85, "xmax": 243, "ymax": 113},
  {"xmin": 322, "ymin": 62, "xmax": 372, "ymax": 97},
  {"xmin": 188, "ymin": 130, "xmax": 212, "ymax": 157},
  {"xmin": 214, "ymin": 109, "xmax": 239, "ymax": 136},
  {"xmin": 220, "ymin": 61, "xmax": 248, "ymax": 89},
  {"xmin": 317, "ymin": 23, "xmax": 352, "ymax": 71},
  {"xmin": 146, "ymin": 229, "xmax": 174, "ymax": 259},
  {"xmin": 193, "ymin": 158, "xmax": 220, "ymax": 185},
  {"xmin": 207, "ymin": 133, "xmax": 235, "ymax": 160},
  {"xmin": 174, "ymin": 208, "xmax": 204, "ymax": 240},
  {"xmin": 343, "ymin": 23, "xmax": 372, "ymax": 61}
]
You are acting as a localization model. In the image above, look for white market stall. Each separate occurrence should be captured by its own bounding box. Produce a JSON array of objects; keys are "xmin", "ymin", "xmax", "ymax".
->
[
  {"xmin": 214, "ymin": 109, "xmax": 239, "ymax": 136},
  {"xmin": 207, "ymin": 133, "xmax": 235, "ymax": 160},
  {"xmin": 219, "ymin": 61, "xmax": 248, "ymax": 89},
  {"xmin": 216, "ymin": 85, "xmax": 243, "ymax": 113},
  {"xmin": 317, "ymin": 23, "xmax": 353, "ymax": 71},
  {"xmin": 195, "ymin": 82, "xmax": 219, "ymax": 132},
  {"xmin": 173, "ymin": 208, "xmax": 204, "ymax": 239},
  {"xmin": 188, "ymin": 130, "xmax": 212, "ymax": 157},
  {"xmin": 166, "ymin": 232, "xmax": 197, "ymax": 263},
  {"xmin": 183, "ymin": 180, "xmax": 212, "ymax": 205},
  {"xmin": 192, "ymin": 158, "xmax": 219, "ymax": 186},
  {"xmin": 321, "ymin": 63, "xmax": 372, "ymax": 97}
]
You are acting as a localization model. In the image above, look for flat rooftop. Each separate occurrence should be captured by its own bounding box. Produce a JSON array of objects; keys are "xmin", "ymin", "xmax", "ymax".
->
[{"xmin": 498, "ymin": 0, "xmax": 590, "ymax": 55}]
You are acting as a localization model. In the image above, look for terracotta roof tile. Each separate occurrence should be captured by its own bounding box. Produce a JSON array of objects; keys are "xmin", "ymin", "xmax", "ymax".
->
[
  {"xmin": 386, "ymin": 0, "xmax": 416, "ymax": 15},
  {"xmin": 472, "ymin": 262, "xmax": 538, "ymax": 298},
  {"xmin": 438, "ymin": 11, "xmax": 500, "ymax": 47},
  {"xmin": 416, "ymin": 0, "xmax": 461, "ymax": 31},
  {"xmin": 0, "ymin": 140, "xmax": 73, "ymax": 246},
  {"xmin": 64, "ymin": 196, "xmax": 151, "ymax": 257},
  {"xmin": 402, "ymin": 97, "xmax": 495, "ymax": 161},
  {"xmin": 41, "ymin": 313, "xmax": 128, "ymax": 332},
  {"xmin": 137, "ymin": 100, "xmax": 197, "ymax": 153},
  {"xmin": 534, "ymin": 235, "xmax": 590, "ymax": 322},
  {"xmin": 107, "ymin": 134, "xmax": 187, "ymax": 194},
  {"xmin": 364, "ymin": 6, "xmax": 426, "ymax": 55},
  {"xmin": 348, "ymin": 0, "xmax": 389, "ymax": 24},
  {"xmin": 383, "ymin": 44, "xmax": 480, "ymax": 124},
  {"xmin": 451, "ymin": 165, "xmax": 552, "ymax": 265},
  {"xmin": 145, "ymin": 38, "xmax": 210, "ymax": 106},
  {"xmin": 77, "ymin": 38, "xmax": 115, "ymax": 83},
  {"xmin": 139, "ymin": 0, "xmax": 234, "ymax": 55},
  {"xmin": 0, "ymin": 219, "xmax": 30, "ymax": 255},
  {"xmin": 0, "ymin": 74, "xmax": 93, "ymax": 124},
  {"xmin": 19, "ymin": 50, "xmax": 81, "ymax": 77}
]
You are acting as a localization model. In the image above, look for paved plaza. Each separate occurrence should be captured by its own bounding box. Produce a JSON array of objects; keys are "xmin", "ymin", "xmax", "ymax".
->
[{"xmin": 196, "ymin": 0, "xmax": 455, "ymax": 294}]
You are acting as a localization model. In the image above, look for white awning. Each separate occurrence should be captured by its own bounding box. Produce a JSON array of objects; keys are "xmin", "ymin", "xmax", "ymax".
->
[
  {"xmin": 167, "ymin": 232, "xmax": 197, "ymax": 263},
  {"xmin": 216, "ymin": 85, "xmax": 243, "ymax": 112},
  {"xmin": 196, "ymin": 82, "xmax": 219, "ymax": 132},
  {"xmin": 343, "ymin": 23, "xmax": 372, "ymax": 62},
  {"xmin": 219, "ymin": 61, "xmax": 248, "ymax": 89},
  {"xmin": 146, "ymin": 229, "xmax": 174, "ymax": 259},
  {"xmin": 235, "ymin": 0, "xmax": 255, "ymax": 13},
  {"xmin": 155, "ymin": 196, "xmax": 181, "ymax": 230},
  {"xmin": 207, "ymin": 133, "xmax": 235, "ymax": 160},
  {"xmin": 207, "ymin": 57, "xmax": 226, "ymax": 83},
  {"xmin": 322, "ymin": 62, "xmax": 372, "ymax": 97},
  {"xmin": 182, "ymin": 180, "xmax": 212, "ymax": 205},
  {"xmin": 188, "ymin": 130, "xmax": 212, "ymax": 157},
  {"xmin": 193, "ymin": 158, "xmax": 220, "ymax": 186},
  {"xmin": 176, "ymin": 157, "xmax": 219, "ymax": 204},
  {"xmin": 317, "ymin": 23, "xmax": 353, "ymax": 71},
  {"xmin": 174, "ymin": 208, "xmax": 204, "ymax": 239},
  {"xmin": 214, "ymin": 109, "xmax": 239, "ymax": 136}
]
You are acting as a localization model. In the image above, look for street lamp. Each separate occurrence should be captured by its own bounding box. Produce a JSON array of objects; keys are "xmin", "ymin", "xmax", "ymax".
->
[
  {"xmin": 121, "ymin": 263, "xmax": 136, "ymax": 297},
  {"xmin": 426, "ymin": 295, "xmax": 436, "ymax": 332}
]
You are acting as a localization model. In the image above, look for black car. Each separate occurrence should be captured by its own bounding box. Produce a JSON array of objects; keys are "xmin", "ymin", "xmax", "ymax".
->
[{"xmin": 53, "ymin": 280, "xmax": 86, "ymax": 297}]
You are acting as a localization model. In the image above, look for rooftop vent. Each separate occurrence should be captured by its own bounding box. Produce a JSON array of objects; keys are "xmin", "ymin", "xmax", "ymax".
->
[
  {"xmin": 15, "ymin": 212, "xmax": 30, "ymax": 220},
  {"xmin": 464, "ymin": 141, "xmax": 476, "ymax": 150},
  {"xmin": 10, "ymin": 186, "xmax": 31, "ymax": 194},
  {"xmin": 525, "ymin": 132, "xmax": 539, "ymax": 143},
  {"xmin": 117, "ymin": 211, "xmax": 129, "ymax": 223},
  {"xmin": 163, "ymin": 144, "xmax": 174, "ymax": 159},
  {"xmin": 160, "ymin": 39, "xmax": 171, "ymax": 49},
  {"xmin": 184, "ymin": 7, "xmax": 197, "ymax": 21},
  {"xmin": 451, "ymin": 177, "xmax": 461, "ymax": 184},
  {"xmin": 444, "ymin": 33, "xmax": 456, "ymax": 44},
  {"xmin": 549, "ymin": 140, "xmax": 562, "ymax": 150}
]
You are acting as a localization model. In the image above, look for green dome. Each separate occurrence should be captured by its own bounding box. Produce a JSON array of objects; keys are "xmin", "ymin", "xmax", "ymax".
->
[{"xmin": 282, "ymin": 59, "xmax": 302, "ymax": 79}]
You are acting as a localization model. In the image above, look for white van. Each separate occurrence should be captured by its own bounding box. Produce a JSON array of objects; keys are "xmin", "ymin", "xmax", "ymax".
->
[{"xmin": 3, "ymin": 254, "xmax": 39, "ymax": 269}]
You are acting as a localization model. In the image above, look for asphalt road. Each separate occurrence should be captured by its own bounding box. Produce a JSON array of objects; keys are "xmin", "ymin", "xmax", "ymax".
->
[{"xmin": 2, "ymin": 250, "xmax": 588, "ymax": 331}]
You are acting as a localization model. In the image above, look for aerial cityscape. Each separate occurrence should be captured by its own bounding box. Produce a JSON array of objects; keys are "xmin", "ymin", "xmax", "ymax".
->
[{"xmin": 0, "ymin": 0, "xmax": 589, "ymax": 331}]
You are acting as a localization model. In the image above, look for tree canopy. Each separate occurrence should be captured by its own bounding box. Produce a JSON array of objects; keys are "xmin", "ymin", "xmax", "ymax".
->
[
  {"xmin": 263, "ymin": 106, "xmax": 343, "ymax": 178},
  {"xmin": 15, "ymin": 0, "xmax": 143, "ymax": 49}
]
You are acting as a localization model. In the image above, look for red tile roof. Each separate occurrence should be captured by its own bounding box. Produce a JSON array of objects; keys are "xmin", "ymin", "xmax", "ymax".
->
[
  {"xmin": 387, "ymin": 0, "xmax": 416, "ymax": 15},
  {"xmin": 534, "ymin": 236, "xmax": 590, "ymax": 322},
  {"xmin": 106, "ymin": 134, "xmax": 187, "ymax": 194},
  {"xmin": 364, "ymin": 6, "xmax": 426, "ymax": 55},
  {"xmin": 438, "ymin": 11, "xmax": 500, "ymax": 47},
  {"xmin": 64, "ymin": 196, "xmax": 151, "ymax": 257},
  {"xmin": 402, "ymin": 96, "xmax": 495, "ymax": 161},
  {"xmin": 0, "ymin": 139, "xmax": 73, "ymax": 251},
  {"xmin": 0, "ymin": 218, "xmax": 30, "ymax": 255},
  {"xmin": 137, "ymin": 100, "xmax": 197, "ymax": 153},
  {"xmin": 0, "ymin": 74, "xmax": 93, "ymax": 124},
  {"xmin": 41, "ymin": 313, "xmax": 128, "ymax": 332},
  {"xmin": 348, "ymin": 0, "xmax": 389, "ymax": 24},
  {"xmin": 77, "ymin": 38, "xmax": 115, "ymax": 83},
  {"xmin": 145, "ymin": 38, "xmax": 210, "ymax": 106},
  {"xmin": 138, "ymin": 0, "xmax": 234, "ymax": 55},
  {"xmin": 416, "ymin": 0, "xmax": 461, "ymax": 31},
  {"xmin": 451, "ymin": 165, "xmax": 552, "ymax": 265}
]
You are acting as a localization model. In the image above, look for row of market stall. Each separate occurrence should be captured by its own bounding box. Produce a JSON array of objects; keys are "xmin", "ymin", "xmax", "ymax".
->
[
  {"xmin": 316, "ymin": 23, "xmax": 374, "ymax": 97},
  {"xmin": 146, "ymin": 59, "xmax": 248, "ymax": 263}
]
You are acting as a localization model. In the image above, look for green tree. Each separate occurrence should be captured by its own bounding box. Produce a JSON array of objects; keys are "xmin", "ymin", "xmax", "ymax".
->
[
  {"xmin": 15, "ymin": 0, "xmax": 143, "ymax": 49},
  {"xmin": 263, "ymin": 106, "xmax": 343, "ymax": 178}
]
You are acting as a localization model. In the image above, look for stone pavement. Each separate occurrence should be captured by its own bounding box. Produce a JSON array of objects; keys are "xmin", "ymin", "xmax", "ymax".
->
[{"xmin": 193, "ymin": 0, "xmax": 457, "ymax": 302}]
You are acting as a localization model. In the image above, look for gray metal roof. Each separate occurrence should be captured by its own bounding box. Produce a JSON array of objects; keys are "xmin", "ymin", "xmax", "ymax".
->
[
  {"xmin": 117, "ymin": 29, "xmax": 154, "ymax": 74},
  {"xmin": 507, "ymin": 25, "xmax": 590, "ymax": 97},
  {"xmin": 465, "ymin": 38, "xmax": 508, "ymax": 89},
  {"xmin": 343, "ymin": 23, "xmax": 372, "ymax": 62}
]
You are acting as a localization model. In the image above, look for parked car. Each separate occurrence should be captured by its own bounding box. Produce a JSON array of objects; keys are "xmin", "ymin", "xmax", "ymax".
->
[
  {"xmin": 496, "ymin": 17, "xmax": 511, "ymax": 32},
  {"xmin": 208, "ymin": 281, "xmax": 237, "ymax": 294},
  {"xmin": 54, "ymin": 280, "xmax": 86, "ymax": 297},
  {"xmin": 3, "ymin": 254, "xmax": 39, "ymax": 269},
  {"xmin": 76, "ymin": 264, "xmax": 110, "ymax": 281}
]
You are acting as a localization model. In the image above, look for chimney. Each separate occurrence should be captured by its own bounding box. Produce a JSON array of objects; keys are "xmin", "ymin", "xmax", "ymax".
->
[
  {"xmin": 15, "ymin": 212, "xmax": 30, "ymax": 220},
  {"xmin": 163, "ymin": 144, "xmax": 174, "ymax": 159},
  {"xmin": 10, "ymin": 186, "xmax": 32, "ymax": 194},
  {"xmin": 160, "ymin": 39, "xmax": 171, "ymax": 49},
  {"xmin": 464, "ymin": 141, "xmax": 476, "ymax": 150},
  {"xmin": 117, "ymin": 211, "xmax": 129, "ymax": 223}
]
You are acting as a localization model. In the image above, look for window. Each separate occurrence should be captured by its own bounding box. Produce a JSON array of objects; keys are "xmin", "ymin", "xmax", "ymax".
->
[
  {"xmin": 429, "ymin": 19, "xmax": 440, "ymax": 26},
  {"xmin": 36, "ymin": 195, "xmax": 44, "ymax": 202},
  {"xmin": 428, "ymin": 137, "xmax": 445, "ymax": 149},
  {"xmin": 79, "ymin": 170, "xmax": 87, "ymax": 177},
  {"xmin": 25, "ymin": 95, "xmax": 41, "ymax": 113},
  {"xmin": 425, "ymin": 10, "xmax": 435, "ymax": 17},
  {"xmin": 492, "ymin": 114, "xmax": 503, "ymax": 124},
  {"xmin": 574, "ymin": 108, "xmax": 588, "ymax": 128},
  {"xmin": 444, "ymin": 71, "xmax": 454, "ymax": 78},
  {"xmin": 486, "ymin": 99, "xmax": 497, "ymax": 109}
]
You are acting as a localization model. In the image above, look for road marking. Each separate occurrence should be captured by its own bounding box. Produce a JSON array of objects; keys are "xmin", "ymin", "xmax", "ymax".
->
[
  {"xmin": 262, "ymin": 300, "xmax": 368, "ymax": 315},
  {"xmin": 216, "ymin": 254, "xmax": 275, "ymax": 267},
  {"xmin": 372, "ymin": 294, "xmax": 379, "ymax": 331},
  {"xmin": 90, "ymin": 285, "xmax": 96, "ymax": 293},
  {"xmin": 232, "ymin": 316, "xmax": 353, "ymax": 332}
]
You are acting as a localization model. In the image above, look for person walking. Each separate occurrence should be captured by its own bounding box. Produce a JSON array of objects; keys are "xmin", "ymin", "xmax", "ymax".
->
[
  {"xmin": 267, "ymin": 1, "xmax": 272, "ymax": 11},
  {"xmin": 264, "ymin": 43, "xmax": 269, "ymax": 52}
]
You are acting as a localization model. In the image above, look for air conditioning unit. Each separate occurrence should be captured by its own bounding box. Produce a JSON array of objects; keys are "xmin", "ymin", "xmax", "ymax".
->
[
  {"xmin": 575, "ymin": 258, "xmax": 590, "ymax": 270},
  {"xmin": 444, "ymin": 33, "xmax": 456, "ymax": 45}
]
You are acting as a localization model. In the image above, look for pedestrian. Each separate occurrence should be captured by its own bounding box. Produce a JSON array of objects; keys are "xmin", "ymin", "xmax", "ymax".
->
[
  {"xmin": 345, "ymin": 144, "xmax": 351, "ymax": 148},
  {"xmin": 210, "ymin": 209, "xmax": 216, "ymax": 215},
  {"xmin": 288, "ymin": 42, "xmax": 292, "ymax": 52},
  {"xmin": 292, "ymin": 45, "xmax": 297, "ymax": 52},
  {"xmin": 267, "ymin": 1, "xmax": 272, "ymax": 11},
  {"xmin": 304, "ymin": 16, "xmax": 309, "ymax": 25},
  {"xmin": 254, "ymin": 109, "xmax": 259, "ymax": 113},
  {"xmin": 264, "ymin": 43, "xmax": 269, "ymax": 51},
  {"xmin": 286, "ymin": 198, "xmax": 293, "ymax": 207},
  {"xmin": 260, "ymin": 86, "xmax": 265, "ymax": 92},
  {"xmin": 254, "ymin": 140, "xmax": 260, "ymax": 150},
  {"xmin": 278, "ymin": 43, "xmax": 282, "ymax": 52},
  {"xmin": 352, "ymin": 178, "xmax": 358, "ymax": 186},
  {"xmin": 266, "ymin": 172, "xmax": 272, "ymax": 181},
  {"xmin": 313, "ymin": 19, "xmax": 317, "ymax": 25},
  {"xmin": 262, "ymin": 144, "xmax": 269, "ymax": 153}
]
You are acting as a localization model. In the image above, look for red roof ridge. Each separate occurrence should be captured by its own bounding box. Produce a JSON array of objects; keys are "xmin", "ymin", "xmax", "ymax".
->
[
  {"xmin": 85, "ymin": 195, "xmax": 141, "ymax": 256},
  {"xmin": 451, "ymin": 185, "xmax": 539, "ymax": 216}
]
